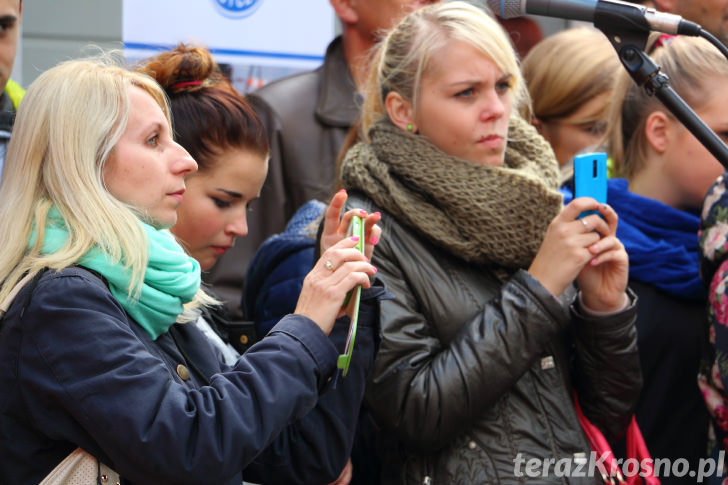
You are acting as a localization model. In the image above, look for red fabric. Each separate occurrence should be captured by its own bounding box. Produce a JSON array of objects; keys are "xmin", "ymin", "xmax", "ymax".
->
[
  {"xmin": 574, "ymin": 392, "xmax": 660, "ymax": 484},
  {"xmin": 496, "ymin": 17, "xmax": 543, "ymax": 58}
]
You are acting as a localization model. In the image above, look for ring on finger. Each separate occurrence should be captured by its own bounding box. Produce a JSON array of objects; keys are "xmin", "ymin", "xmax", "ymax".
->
[
  {"xmin": 580, "ymin": 218, "xmax": 589, "ymax": 231},
  {"xmin": 324, "ymin": 260, "xmax": 335, "ymax": 272}
]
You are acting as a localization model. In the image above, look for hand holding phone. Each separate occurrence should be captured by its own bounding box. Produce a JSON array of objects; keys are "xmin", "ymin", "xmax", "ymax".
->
[
  {"xmin": 337, "ymin": 215, "xmax": 365, "ymax": 377},
  {"xmin": 573, "ymin": 152, "xmax": 607, "ymax": 219}
]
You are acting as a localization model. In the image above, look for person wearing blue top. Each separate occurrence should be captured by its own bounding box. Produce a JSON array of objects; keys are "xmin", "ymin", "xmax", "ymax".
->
[
  {"xmin": 0, "ymin": 54, "xmax": 381, "ymax": 484},
  {"xmin": 243, "ymin": 197, "xmax": 389, "ymax": 484},
  {"xmin": 591, "ymin": 33, "xmax": 727, "ymax": 483},
  {"xmin": 244, "ymin": 199, "xmax": 328, "ymax": 337}
]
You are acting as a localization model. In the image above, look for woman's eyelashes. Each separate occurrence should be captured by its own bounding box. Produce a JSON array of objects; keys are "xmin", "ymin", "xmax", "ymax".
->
[
  {"xmin": 454, "ymin": 75, "xmax": 512, "ymax": 100},
  {"xmin": 146, "ymin": 134, "xmax": 160, "ymax": 148},
  {"xmin": 212, "ymin": 197, "xmax": 231, "ymax": 209},
  {"xmin": 455, "ymin": 87, "xmax": 475, "ymax": 99}
]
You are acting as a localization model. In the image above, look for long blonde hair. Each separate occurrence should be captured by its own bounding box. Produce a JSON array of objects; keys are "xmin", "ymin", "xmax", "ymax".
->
[
  {"xmin": 0, "ymin": 55, "xmax": 172, "ymax": 303},
  {"xmin": 360, "ymin": 1, "xmax": 529, "ymax": 140}
]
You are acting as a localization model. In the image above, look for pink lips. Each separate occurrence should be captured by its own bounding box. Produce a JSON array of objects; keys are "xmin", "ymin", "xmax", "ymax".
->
[
  {"xmin": 169, "ymin": 189, "xmax": 185, "ymax": 202},
  {"xmin": 211, "ymin": 246, "xmax": 230, "ymax": 256},
  {"xmin": 478, "ymin": 134, "xmax": 503, "ymax": 149}
]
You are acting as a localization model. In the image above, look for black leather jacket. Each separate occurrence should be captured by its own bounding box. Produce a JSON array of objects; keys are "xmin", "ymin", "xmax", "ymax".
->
[{"xmin": 347, "ymin": 193, "xmax": 642, "ymax": 484}]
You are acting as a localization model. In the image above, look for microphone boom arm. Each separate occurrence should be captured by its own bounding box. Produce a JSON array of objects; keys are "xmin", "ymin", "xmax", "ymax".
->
[{"xmin": 599, "ymin": 26, "xmax": 728, "ymax": 171}]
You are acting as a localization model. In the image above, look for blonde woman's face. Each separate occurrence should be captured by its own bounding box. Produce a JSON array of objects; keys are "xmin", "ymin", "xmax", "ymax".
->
[
  {"xmin": 104, "ymin": 86, "xmax": 197, "ymax": 228},
  {"xmin": 413, "ymin": 40, "xmax": 513, "ymax": 167},
  {"xmin": 171, "ymin": 147, "xmax": 268, "ymax": 271}
]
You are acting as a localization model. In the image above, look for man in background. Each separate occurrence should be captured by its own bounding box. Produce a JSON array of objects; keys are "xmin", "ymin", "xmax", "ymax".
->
[
  {"xmin": 205, "ymin": 0, "xmax": 440, "ymax": 317},
  {"xmin": 652, "ymin": 0, "xmax": 728, "ymax": 44},
  {"xmin": 0, "ymin": 0, "xmax": 23, "ymax": 177}
]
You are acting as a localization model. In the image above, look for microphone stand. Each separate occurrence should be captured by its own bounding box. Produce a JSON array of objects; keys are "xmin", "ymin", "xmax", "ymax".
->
[{"xmin": 597, "ymin": 26, "xmax": 728, "ymax": 171}]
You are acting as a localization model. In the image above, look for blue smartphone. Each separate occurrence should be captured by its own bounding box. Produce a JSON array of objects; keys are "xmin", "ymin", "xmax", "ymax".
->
[{"xmin": 573, "ymin": 152, "xmax": 607, "ymax": 218}]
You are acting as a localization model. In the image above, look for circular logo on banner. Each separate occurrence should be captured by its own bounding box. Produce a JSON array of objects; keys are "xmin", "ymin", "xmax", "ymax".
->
[{"xmin": 212, "ymin": 0, "xmax": 263, "ymax": 19}]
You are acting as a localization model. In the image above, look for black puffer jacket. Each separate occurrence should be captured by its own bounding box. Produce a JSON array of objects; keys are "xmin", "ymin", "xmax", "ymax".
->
[{"xmin": 347, "ymin": 193, "xmax": 642, "ymax": 484}]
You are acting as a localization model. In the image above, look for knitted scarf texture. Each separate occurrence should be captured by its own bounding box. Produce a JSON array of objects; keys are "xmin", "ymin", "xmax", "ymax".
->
[
  {"xmin": 29, "ymin": 207, "xmax": 201, "ymax": 340},
  {"xmin": 341, "ymin": 116, "xmax": 563, "ymax": 268}
]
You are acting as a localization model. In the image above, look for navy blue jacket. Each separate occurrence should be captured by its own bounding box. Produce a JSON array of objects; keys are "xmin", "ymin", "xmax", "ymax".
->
[
  {"xmin": 243, "ymin": 200, "xmax": 326, "ymax": 336},
  {"xmin": 0, "ymin": 266, "xmax": 379, "ymax": 484}
]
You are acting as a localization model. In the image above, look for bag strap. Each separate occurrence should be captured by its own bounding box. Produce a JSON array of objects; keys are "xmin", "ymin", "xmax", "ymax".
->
[
  {"xmin": 574, "ymin": 391, "xmax": 660, "ymax": 484},
  {"xmin": 574, "ymin": 392, "xmax": 624, "ymax": 483},
  {"xmin": 625, "ymin": 415, "xmax": 661, "ymax": 485}
]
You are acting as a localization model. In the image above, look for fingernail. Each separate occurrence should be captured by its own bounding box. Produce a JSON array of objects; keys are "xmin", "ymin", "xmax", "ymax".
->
[
  {"xmin": 370, "ymin": 236, "xmax": 378, "ymax": 245},
  {"xmin": 372, "ymin": 266, "xmax": 378, "ymax": 273},
  {"xmin": 338, "ymin": 189, "xmax": 347, "ymax": 194},
  {"xmin": 359, "ymin": 210, "xmax": 368, "ymax": 215},
  {"xmin": 374, "ymin": 212, "xmax": 381, "ymax": 218},
  {"xmin": 350, "ymin": 236, "xmax": 360, "ymax": 242}
]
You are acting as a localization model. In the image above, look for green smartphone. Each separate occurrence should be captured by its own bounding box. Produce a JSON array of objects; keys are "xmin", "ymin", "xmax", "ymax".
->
[{"xmin": 337, "ymin": 215, "xmax": 365, "ymax": 377}]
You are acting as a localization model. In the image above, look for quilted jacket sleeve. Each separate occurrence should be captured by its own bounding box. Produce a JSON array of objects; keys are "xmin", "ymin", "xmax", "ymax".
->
[{"xmin": 569, "ymin": 290, "xmax": 642, "ymax": 443}]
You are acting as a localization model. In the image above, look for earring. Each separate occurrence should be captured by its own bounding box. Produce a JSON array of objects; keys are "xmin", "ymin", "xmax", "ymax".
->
[{"xmin": 407, "ymin": 124, "xmax": 413, "ymax": 132}]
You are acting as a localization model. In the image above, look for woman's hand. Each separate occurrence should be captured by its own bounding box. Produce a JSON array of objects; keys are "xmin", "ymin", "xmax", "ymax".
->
[
  {"xmin": 574, "ymin": 202, "xmax": 629, "ymax": 312},
  {"xmin": 528, "ymin": 198, "xmax": 628, "ymax": 311},
  {"xmin": 320, "ymin": 189, "xmax": 382, "ymax": 261},
  {"xmin": 296, "ymin": 230, "xmax": 378, "ymax": 336}
]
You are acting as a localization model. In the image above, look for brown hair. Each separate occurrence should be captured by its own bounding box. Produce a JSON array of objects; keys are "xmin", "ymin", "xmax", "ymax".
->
[{"xmin": 135, "ymin": 44, "xmax": 269, "ymax": 173}]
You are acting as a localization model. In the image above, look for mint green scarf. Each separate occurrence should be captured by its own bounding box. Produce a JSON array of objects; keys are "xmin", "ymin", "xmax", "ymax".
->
[{"xmin": 29, "ymin": 207, "xmax": 201, "ymax": 340}]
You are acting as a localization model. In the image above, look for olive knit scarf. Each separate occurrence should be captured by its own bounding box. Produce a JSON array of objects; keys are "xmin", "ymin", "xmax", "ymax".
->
[{"xmin": 341, "ymin": 116, "xmax": 563, "ymax": 269}]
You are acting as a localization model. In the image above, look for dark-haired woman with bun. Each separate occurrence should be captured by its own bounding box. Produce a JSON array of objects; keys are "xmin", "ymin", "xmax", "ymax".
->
[{"xmin": 134, "ymin": 43, "xmax": 386, "ymax": 484}]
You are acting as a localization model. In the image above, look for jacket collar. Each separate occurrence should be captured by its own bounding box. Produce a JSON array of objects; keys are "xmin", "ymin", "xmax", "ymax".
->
[{"xmin": 316, "ymin": 36, "xmax": 360, "ymax": 128}]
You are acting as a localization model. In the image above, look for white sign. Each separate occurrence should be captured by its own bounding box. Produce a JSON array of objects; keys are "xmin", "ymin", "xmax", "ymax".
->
[{"xmin": 123, "ymin": 0, "xmax": 335, "ymax": 70}]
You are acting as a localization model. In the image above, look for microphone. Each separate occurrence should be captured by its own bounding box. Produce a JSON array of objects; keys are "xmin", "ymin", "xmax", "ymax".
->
[{"xmin": 486, "ymin": 0, "xmax": 702, "ymax": 36}]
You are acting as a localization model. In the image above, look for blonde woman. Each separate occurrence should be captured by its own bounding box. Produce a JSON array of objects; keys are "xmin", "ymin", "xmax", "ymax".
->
[
  {"xmin": 0, "ymin": 56, "xmax": 377, "ymax": 484},
  {"xmin": 341, "ymin": 3, "xmax": 640, "ymax": 482}
]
